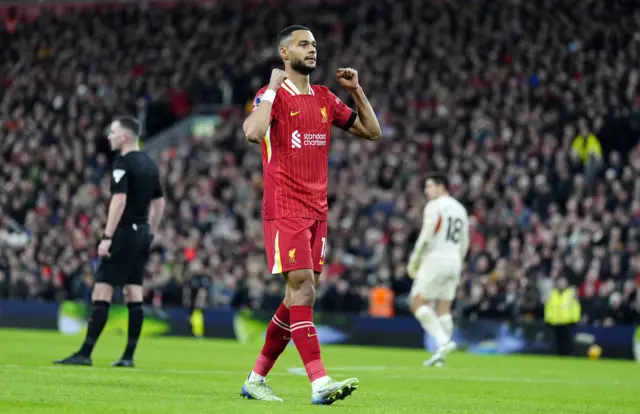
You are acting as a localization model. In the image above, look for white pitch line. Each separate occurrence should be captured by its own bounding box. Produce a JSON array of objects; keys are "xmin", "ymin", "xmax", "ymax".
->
[
  {"xmin": 287, "ymin": 366, "xmax": 388, "ymax": 376},
  {"xmin": 287, "ymin": 367, "xmax": 306, "ymax": 376},
  {"xmin": 0, "ymin": 364, "xmax": 635, "ymax": 386},
  {"xmin": 321, "ymin": 365, "xmax": 388, "ymax": 371}
]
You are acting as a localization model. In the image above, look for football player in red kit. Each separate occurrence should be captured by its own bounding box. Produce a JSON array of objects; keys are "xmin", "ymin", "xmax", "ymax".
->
[{"xmin": 241, "ymin": 25, "xmax": 380, "ymax": 405}]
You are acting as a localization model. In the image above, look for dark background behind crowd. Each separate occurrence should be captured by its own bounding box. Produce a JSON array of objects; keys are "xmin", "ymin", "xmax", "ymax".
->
[{"xmin": 1, "ymin": 0, "xmax": 639, "ymax": 326}]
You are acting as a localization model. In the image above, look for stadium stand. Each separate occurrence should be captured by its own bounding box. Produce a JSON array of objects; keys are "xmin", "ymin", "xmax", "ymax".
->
[{"xmin": 1, "ymin": 0, "xmax": 639, "ymax": 326}]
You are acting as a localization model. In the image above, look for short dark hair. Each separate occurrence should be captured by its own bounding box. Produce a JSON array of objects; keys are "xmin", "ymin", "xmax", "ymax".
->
[
  {"xmin": 115, "ymin": 116, "xmax": 141, "ymax": 139},
  {"xmin": 426, "ymin": 171, "xmax": 449, "ymax": 190},
  {"xmin": 277, "ymin": 25, "xmax": 310, "ymax": 47}
]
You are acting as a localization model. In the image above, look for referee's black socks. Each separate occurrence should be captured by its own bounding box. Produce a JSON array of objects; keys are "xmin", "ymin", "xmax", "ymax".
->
[
  {"xmin": 78, "ymin": 300, "xmax": 110, "ymax": 357},
  {"xmin": 122, "ymin": 302, "xmax": 143, "ymax": 360}
]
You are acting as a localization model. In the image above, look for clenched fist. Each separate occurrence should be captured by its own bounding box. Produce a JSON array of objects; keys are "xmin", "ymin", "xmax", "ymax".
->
[
  {"xmin": 336, "ymin": 68, "xmax": 360, "ymax": 92},
  {"xmin": 268, "ymin": 69, "xmax": 287, "ymax": 91}
]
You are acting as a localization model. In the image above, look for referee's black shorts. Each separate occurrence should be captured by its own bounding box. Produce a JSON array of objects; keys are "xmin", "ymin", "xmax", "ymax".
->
[{"xmin": 96, "ymin": 223, "xmax": 152, "ymax": 287}]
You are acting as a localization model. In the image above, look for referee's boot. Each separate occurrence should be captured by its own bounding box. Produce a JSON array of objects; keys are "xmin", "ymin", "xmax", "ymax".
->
[
  {"xmin": 111, "ymin": 359, "xmax": 135, "ymax": 368},
  {"xmin": 53, "ymin": 352, "xmax": 92, "ymax": 366}
]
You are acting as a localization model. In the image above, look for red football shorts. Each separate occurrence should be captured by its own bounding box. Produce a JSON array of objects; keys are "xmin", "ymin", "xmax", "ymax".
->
[{"xmin": 263, "ymin": 218, "xmax": 328, "ymax": 274}]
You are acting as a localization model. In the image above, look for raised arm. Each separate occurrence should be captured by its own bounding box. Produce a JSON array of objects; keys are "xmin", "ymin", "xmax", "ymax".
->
[
  {"xmin": 243, "ymin": 69, "xmax": 286, "ymax": 144},
  {"xmin": 335, "ymin": 68, "xmax": 381, "ymax": 141}
]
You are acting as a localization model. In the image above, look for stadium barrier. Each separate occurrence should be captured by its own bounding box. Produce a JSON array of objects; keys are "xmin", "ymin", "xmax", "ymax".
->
[{"xmin": 1, "ymin": 300, "xmax": 638, "ymax": 361}]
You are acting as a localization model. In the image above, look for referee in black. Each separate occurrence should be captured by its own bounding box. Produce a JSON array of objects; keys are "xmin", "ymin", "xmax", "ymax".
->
[{"xmin": 55, "ymin": 116, "xmax": 165, "ymax": 367}]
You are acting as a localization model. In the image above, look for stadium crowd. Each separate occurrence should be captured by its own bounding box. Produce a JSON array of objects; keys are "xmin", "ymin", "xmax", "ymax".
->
[{"xmin": 1, "ymin": 0, "xmax": 640, "ymax": 325}]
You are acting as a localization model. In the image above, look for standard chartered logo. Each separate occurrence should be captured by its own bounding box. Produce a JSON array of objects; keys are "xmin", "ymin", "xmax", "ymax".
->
[
  {"xmin": 303, "ymin": 133, "xmax": 327, "ymax": 146},
  {"xmin": 291, "ymin": 130, "xmax": 302, "ymax": 148},
  {"xmin": 291, "ymin": 130, "xmax": 327, "ymax": 148}
]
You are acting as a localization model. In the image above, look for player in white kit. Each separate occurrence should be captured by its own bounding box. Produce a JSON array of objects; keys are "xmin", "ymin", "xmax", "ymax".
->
[{"xmin": 407, "ymin": 172, "xmax": 469, "ymax": 367}]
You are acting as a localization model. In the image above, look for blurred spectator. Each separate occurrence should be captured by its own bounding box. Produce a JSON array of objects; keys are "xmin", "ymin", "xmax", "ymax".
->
[
  {"xmin": 368, "ymin": 284, "xmax": 395, "ymax": 318},
  {"xmin": 544, "ymin": 278, "xmax": 581, "ymax": 356},
  {"xmin": 571, "ymin": 117, "xmax": 603, "ymax": 185}
]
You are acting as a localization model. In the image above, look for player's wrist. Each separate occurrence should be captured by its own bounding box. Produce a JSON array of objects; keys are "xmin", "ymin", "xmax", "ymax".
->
[
  {"xmin": 102, "ymin": 233, "xmax": 112, "ymax": 240},
  {"xmin": 348, "ymin": 85, "xmax": 363, "ymax": 95},
  {"xmin": 261, "ymin": 89, "xmax": 277, "ymax": 103}
]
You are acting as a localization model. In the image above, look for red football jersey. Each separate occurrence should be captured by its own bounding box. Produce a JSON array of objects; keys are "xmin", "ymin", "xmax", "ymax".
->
[{"xmin": 252, "ymin": 79, "xmax": 356, "ymax": 221}]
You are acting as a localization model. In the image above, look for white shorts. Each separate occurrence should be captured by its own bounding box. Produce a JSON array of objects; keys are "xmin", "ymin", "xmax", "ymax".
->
[{"xmin": 410, "ymin": 257, "xmax": 461, "ymax": 301}]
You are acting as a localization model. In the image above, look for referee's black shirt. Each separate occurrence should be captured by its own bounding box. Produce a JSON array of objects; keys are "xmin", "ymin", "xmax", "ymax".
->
[{"xmin": 110, "ymin": 151, "xmax": 163, "ymax": 227}]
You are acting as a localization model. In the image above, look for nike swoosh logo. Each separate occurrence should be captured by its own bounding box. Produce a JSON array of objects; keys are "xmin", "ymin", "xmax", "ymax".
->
[
  {"xmin": 283, "ymin": 336, "xmax": 291, "ymax": 340},
  {"xmin": 290, "ymin": 111, "xmax": 301, "ymax": 116},
  {"xmin": 307, "ymin": 333, "xmax": 317, "ymax": 338}
]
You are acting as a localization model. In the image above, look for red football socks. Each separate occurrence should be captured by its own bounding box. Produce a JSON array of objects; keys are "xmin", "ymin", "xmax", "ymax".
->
[
  {"xmin": 290, "ymin": 305, "xmax": 327, "ymax": 382},
  {"xmin": 252, "ymin": 302, "xmax": 291, "ymax": 377}
]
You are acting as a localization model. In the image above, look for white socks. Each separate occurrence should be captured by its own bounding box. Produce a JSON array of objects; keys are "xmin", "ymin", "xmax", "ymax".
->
[
  {"xmin": 438, "ymin": 313, "xmax": 454, "ymax": 340},
  {"xmin": 415, "ymin": 305, "xmax": 449, "ymax": 348},
  {"xmin": 311, "ymin": 376, "xmax": 331, "ymax": 393},
  {"xmin": 250, "ymin": 370, "xmax": 332, "ymax": 394},
  {"xmin": 248, "ymin": 371, "xmax": 265, "ymax": 382}
]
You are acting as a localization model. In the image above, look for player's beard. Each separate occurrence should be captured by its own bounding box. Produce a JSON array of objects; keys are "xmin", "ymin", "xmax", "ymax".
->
[{"xmin": 291, "ymin": 58, "xmax": 315, "ymax": 75}]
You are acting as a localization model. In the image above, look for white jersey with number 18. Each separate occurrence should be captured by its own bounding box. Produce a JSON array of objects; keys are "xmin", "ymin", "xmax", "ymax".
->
[
  {"xmin": 408, "ymin": 194, "xmax": 469, "ymax": 301},
  {"xmin": 421, "ymin": 195, "xmax": 469, "ymax": 261}
]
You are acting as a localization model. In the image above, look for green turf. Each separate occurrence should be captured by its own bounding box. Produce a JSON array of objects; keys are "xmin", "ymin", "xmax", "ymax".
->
[{"xmin": 0, "ymin": 328, "xmax": 638, "ymax": 413}]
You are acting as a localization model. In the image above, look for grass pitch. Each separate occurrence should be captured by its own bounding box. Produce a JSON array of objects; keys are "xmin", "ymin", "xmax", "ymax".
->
[{"xmin": 0, "ymin": 328, "xmax": 638, "ymax": 413}]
